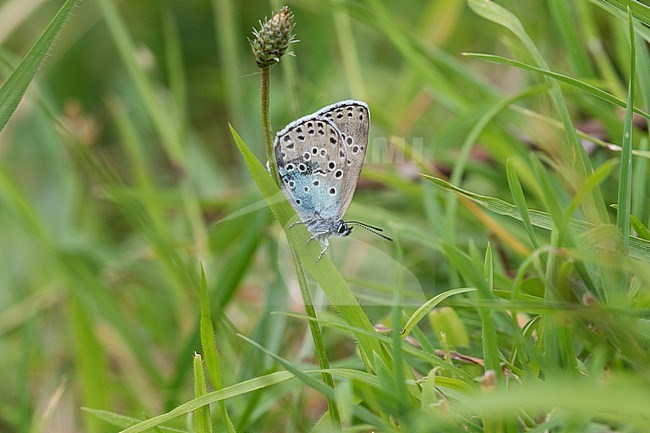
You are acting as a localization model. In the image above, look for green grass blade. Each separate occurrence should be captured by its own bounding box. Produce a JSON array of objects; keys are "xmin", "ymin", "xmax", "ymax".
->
[
  {"xmin": 564, "ymin": 159, "xmax": 618, "ymax": 225},
  {"xmin": 401, "ymin": 287, "xmax": 476, "ymax": 338},
  {"xmin": 162, "ymin": 9, "xmax": 189, "ymax": 140},
  {"xmin": 422, "ymin": 175, "xmax": 650, "ymax": 262},
  {"xmin": 0, "ymin": 0, "xmax": 79, "ymax": 131},
  {"xmin": 212, "ymin": 0, "xmax": 245, "ymax": 126},
  {"xmin": 198, "ymin": 263, "xmax": 236, "ymax": 432},
  {"xmin": 83, "ymin": 409, "xmax": 185, "ymax": 432},
  {"xmin": 229, "ymin": 124, "xmax": 386, "ymax": 367},
  {"xmin": 616, "ymin": 7, "xmax": 637, "ymax": 251},
  {"xmin": 600, "ymin": 0, "xmax": 650, "ymax": 26},
  {"xmin": 616, "ymin": 8, "xmax": 637, "ymax": 291},
  {"xmin": 547, "ymin": 0, "xmax": 595, "ymax": 76},
  {"xmin": 117, "ymin": 371, "xmax": 296, "ymax": 433},
  {"xmin": 334, "ymin": 9, "xmax": 367, "ymax": 99},
  {"xmin": 463, "ymin": 53, "xmax": 650, "ymax": 119},
  {"xmin": 390, "ymin": 238, "xmax": 408, "ymax": 411},
  {"xmin": 631, "ymin": 215, "xmax": 650, "ymax": 240},
  {"xmin": 634, "ymin": 15, "xmax": 650, "ymax": 224},
  {"xmin": 193, "ymin": 353, "xmax": 213, "ymax": 433},
  {"xmin": 480, "ymin": 243, "xmax": 501, "ymax": 374},
  {"xmin": 593, "ymin": 0, "xmax": 650, "ymax": 43},
  {"xmin": 506, "ymin": 159, "xmax": 540, "ymax": 249},
  {"xmin": 530, "ymin": 158, "xmax": 568, "ymax": 242},
  {"xmin": 199, "ymin": 263, "xmax": 222, "ymax": 389},
  {"xmin": 70, "ymin": 299, "xmax": 111, "ymax": 433}
]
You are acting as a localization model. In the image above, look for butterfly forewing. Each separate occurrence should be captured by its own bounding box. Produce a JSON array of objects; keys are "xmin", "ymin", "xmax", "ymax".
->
[
  {"xmin": 316, "ymin": 101, "xmax": 369, "ymax": 219},
  {"xmin": 274, "ymin": 116, "xmax": 347, "ymax": 223}
]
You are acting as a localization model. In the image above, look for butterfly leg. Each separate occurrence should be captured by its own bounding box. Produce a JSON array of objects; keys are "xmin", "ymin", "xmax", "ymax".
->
[
  {"xmin": 288, "ymin": 220, "xmax": 305, "ymax": 229},
  {"xmin": 288, "ymin": 218, "xmax": 314, "ymax": 229},
  {"xmin": 306, "ymin": 231, "xmax": 327, "ymax": 245},
  {"xmin": 317, "ymin": 238, "xmax": 330, "ymax": 261}
]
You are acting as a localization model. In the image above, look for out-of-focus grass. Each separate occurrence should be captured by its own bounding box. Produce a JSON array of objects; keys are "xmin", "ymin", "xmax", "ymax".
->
[{"xmin": 0, "ymin": 1, "xmax": 649, "ymax": 432}]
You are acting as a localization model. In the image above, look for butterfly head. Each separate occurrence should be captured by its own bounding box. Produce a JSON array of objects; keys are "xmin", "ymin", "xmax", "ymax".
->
[{"xmin": 334, "ymin": 220, "xmax": 353, "ymax": 237}]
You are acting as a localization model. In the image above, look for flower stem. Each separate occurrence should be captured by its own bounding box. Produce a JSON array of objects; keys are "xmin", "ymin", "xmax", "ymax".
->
[{"xmin": 261, "ymin": 66, "xmax": 280, "ymax": 186}]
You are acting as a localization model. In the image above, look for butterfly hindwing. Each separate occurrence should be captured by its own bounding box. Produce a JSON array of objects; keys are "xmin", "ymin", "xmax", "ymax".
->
[
  {"xmin": 274, "ymin": 116, "xmax": 347, "ymax": 224},
  {"xmin": 316, "ymin": 100, "xmax": 369, "ymax": 219}
]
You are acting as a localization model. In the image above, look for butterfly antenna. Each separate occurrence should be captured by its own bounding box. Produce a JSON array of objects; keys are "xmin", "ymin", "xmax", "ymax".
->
[{"xmin": 347, "ymin": 221, "xmax": 394, "ymax": 242}]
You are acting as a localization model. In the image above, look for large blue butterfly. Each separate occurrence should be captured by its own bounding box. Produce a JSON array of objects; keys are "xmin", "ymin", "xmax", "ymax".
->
[{"xmin": 274, "ymin": 100, "xmax": 391, "ymax": 259}]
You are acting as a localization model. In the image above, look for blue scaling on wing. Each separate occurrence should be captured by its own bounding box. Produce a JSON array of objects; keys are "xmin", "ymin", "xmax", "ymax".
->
[{"xmin": 274, "ymin": 114, "xmax": 347, "ymax": 229}]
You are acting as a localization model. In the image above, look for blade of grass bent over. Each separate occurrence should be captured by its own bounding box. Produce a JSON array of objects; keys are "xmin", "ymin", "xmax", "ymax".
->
[
  {"xmin": 402, "ymin": 287, "xmax": 477, "ymax": 338},
  {"xmin": 230, "ymin": 125, "xmax": 386, "ymax": 368}
]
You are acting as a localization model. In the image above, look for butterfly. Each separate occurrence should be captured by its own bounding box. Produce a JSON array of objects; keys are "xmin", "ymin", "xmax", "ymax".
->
[{"xmin": 273, "ymin": 100, "xmax": 392, "ymax": 260}]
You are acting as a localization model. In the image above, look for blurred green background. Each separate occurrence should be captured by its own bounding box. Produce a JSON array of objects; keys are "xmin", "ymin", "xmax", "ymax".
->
[{"xmin": 1, "ymin": 0, "xmax": 649, "ymax": 432}]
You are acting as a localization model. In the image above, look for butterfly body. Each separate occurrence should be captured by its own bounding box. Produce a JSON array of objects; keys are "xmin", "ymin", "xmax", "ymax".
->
[{"xmin": 274, "ymin": 100, "xmax": 389, "ymax": 259}]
